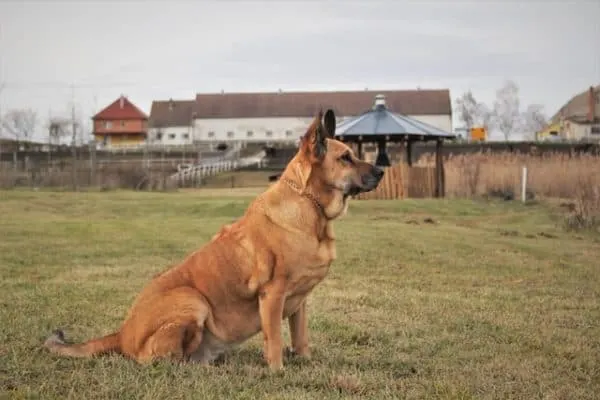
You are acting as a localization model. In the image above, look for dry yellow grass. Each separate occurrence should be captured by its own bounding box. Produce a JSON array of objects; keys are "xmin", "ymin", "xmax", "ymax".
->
[
  {"xmin": 415, "ymin": 151, "xmax": 600, "ymax": 231},
  {"xmin": 417, "ymin": 151, "xmax": 600, "ymax": 199}
]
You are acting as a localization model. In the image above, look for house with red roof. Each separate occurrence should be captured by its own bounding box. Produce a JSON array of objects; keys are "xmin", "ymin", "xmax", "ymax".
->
[{"xmin": 92, "ymin": 95, "xmax": 148, "ymax": 149}]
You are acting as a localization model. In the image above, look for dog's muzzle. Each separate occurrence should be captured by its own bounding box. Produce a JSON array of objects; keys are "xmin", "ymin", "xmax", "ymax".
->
[{"xmin": 347, "ymin": 166, "xmax": 384, "ymax": 195}]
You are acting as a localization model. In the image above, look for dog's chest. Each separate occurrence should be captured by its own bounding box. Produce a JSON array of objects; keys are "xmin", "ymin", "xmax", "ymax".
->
[{"xmin": 286, "ymin": 232, "xmax": 336, "ymax": 297}]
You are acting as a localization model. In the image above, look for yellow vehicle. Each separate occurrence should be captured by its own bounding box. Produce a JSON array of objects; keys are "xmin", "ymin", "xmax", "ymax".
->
[{"xmin": 470, "ymin": 126, "xmax": 487, "ymax": 142}]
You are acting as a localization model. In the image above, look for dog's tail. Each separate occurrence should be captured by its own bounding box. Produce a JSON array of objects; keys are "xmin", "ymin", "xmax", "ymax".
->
[{"xmin": 44, "ymin": 329, "xmax": 121, "ymax": 358}]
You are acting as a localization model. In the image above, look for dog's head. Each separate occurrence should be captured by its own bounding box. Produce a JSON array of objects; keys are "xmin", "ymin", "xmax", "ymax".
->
[{"xmin": 295, "ymin": 109, "xmax": 384, "ymax": 198}]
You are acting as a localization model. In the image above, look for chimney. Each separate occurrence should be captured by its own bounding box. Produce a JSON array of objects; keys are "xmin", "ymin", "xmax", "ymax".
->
[
  {"xmin": 373, "ymin": 94, "xmax": 386, "ymax": 110},
  {"xmin": 119, "ymin": 95, "xmax": 125, "ymax": 109},
  {"xmin": 588, "ymin": 86, "xmax": 595, "ymax": 122},
  {"xmin": 168, "ymin": 98, "xmax": 174, "ymax": 111}
]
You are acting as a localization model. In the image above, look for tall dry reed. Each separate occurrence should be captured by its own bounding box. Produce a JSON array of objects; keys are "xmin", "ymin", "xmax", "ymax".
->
[
  {"xmin": 417, "ymin": 151, "xmax": 600, "ymax": 199},
  {"xmin": 417, "ymin": 151, "xmax": 600, "ymax": 231}
]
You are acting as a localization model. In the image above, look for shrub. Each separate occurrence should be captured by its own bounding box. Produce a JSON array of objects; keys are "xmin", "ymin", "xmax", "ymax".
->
[{"xmin": 564, "ymin": 172, "xmax": 600, "ymax": 232}]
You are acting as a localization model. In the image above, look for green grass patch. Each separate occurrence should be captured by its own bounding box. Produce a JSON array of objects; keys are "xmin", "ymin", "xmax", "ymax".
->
[{"xmin": 1, "ymin": 189, "xmax": 599, "ymax": 399}]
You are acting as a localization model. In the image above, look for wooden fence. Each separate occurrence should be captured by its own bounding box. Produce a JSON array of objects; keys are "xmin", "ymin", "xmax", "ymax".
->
[{"xmin": 354, "ymin": 163, "xmax": 437, "ymax": 200}]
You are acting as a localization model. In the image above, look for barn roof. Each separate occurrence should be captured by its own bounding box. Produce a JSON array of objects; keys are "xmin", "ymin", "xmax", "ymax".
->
[
  {"xmin": 92, "ymin": 95, "xmax": 148, "ymax": 120},
  {"xmin": 193, "ymin": 89, "xmax": 451, "ymax": 119},
  {"xmin": 149, "ymin": 99, "xmax": 196, "ymax": 128}
]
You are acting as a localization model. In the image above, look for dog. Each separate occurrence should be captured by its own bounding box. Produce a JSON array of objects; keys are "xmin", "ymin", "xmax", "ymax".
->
[{"xmin": 43, "ymin": 108, "xmax": 384, "ymax": 371}]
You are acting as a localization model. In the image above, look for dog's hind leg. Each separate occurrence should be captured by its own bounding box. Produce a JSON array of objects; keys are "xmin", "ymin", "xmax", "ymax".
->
[
  {"xmin": 137, "ymin": 321, "xmax": 203, "ymax": 363},
  {"xmin": 133, "ymin": 288, "xmax": 210, "ymax": 364}
]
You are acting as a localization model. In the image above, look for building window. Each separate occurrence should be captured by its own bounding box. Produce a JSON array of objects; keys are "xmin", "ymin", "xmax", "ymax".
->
[
  {"xmin": 285, "ymin": 130, "xmax": 293, "ymax": 137},
  {"xmin": 120, "ymin": 121, "xmax": 126, "ymax": 127},
  {"xmin": 247, "ymin": 130, "xmax": 254, "ymax": 137},
  {"xmin": 156, "ymin": 132, "xmax": 163, "ymax": 140},
  {"xmin": 265, "ymin": 130, "xmax": 273, "ymax": 137},
  {"xmin": 182, "ymin": 134, "xmax": 189, "ymax": 140},
  {"xmin": 227, "ymin": 131, "xmax": 234, "ymax": 138},
  {"xmin": 104, "ymin": 121, "xmax": 112, "ymax": 129},
  {"xmin": 591, "ymin": 126, "xmax": 600, "ymax": 135},
  {"xmin": 168, "ymin": 134, "xmax": 176, "ymax": 140},
  {"xmin": 207, "ymin": 131, "xmax": 215, "ymax": 138}
]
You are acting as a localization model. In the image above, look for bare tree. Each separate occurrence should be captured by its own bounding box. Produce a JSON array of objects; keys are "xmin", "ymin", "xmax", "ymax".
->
[
  {"xmin": 521, "ymin": 104, "xmax": 548, "ymax": 141},
  {"xmin": 455, "ymin": 91, "xmax": 479, "ymax": 131},
  {"xmin": 492, "ymin": 80, "xmax": 521, "ymax": 142},
  {"xmin": 1, "ymin": 108, "xmax": 37, "ymax": 171},
  {"xmin": 47, "ymin": 116, "xmax": 71, "ymax": 145},
  {"xmin": 455, "ymin": 90, "xmax": 493, "ymax": 141},
  {"xmin": 2, "ymin": 108, "xmax": 37, "ymax": 147},
  {"xmin": 476, "ymin": 102, "xmax": 493, "ymax": 132},
  {"xmin": 45, "ymin": 116, "xmax": 71, "ymax": 165}
]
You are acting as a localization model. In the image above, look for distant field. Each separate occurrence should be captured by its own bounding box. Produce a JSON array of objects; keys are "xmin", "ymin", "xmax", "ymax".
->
[
  {"xmin": 1, "ymin": 189, "xmax": 599, "ymax": 399},
  {"xmin": 199, "ymin": 170, "xmax": 276, "ymax": 189}
]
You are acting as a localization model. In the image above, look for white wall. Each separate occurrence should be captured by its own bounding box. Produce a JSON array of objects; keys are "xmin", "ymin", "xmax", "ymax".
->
[
  {"xmin": 565, "ymin": 121, "xmax": 600, "ymax": 141},
  {"xmin": 193, "ymin": 117, "xmax": 316, "ymax": 143},
  {"xmin": 148, "ymin": 126, "xmax": 193, "ymax": 146},
  {"xmin": 192, "ymin": 114, "xmax": 452, "ymax": 143},
  {"xmin": 410, "ymin": 114, "xmax": 453, "ymax": 134}
]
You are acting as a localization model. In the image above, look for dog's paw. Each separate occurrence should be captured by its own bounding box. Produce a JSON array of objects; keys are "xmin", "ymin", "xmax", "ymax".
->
[
  {"xmin": 267, "ymin": 361, "xmax": 284, "ymax": 373},
  {"xmin": 284, "ymin": 346, "xmax": 311, "ymax": 360},
  {"xmin": 283, "ymin": 346, "xmax": 296, "ymax": 358}
]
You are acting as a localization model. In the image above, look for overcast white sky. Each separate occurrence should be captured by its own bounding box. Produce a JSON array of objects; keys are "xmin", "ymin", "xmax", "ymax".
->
[{"xmin": 0, "ymin": 0, "xmax": 599, "ymax": 141}]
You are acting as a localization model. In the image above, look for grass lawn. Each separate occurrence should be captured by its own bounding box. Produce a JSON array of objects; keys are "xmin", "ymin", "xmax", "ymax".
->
[{"xmin": 0, "ymin": 189, "xmax": 599, "ymax": 399}]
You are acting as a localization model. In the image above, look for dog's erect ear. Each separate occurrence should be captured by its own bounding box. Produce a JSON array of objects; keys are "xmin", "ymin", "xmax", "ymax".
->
[
  {"xmin": 301, "ymin": 109, "xmax": 328, "ymax": 161},
  {"xmin": 323, "ymin": 109, "xmax": 336, "ymax": 138}
]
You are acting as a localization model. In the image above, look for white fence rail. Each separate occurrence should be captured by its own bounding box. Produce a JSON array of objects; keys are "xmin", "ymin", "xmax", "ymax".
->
[{"xmin": 169, "ymin": 150, "xmax": 267, "ymax": 187}]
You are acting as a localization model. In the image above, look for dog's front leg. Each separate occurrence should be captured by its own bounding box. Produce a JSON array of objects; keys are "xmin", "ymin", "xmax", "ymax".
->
[
  {"xmin": 288, "ymin": 300, "xmax": 311, "ymax": 358},
  {"xmin": 258, "ymin": 281, "xmax": 285, "ymax": 371}
]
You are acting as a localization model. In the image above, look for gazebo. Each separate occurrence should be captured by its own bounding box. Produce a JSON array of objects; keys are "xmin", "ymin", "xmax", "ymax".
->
[{"xmin": 335, "ymin": 94, "xmax": 455, "ymax": 198}]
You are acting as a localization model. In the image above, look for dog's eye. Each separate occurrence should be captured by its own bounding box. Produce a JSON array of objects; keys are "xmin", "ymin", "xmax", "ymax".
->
[{"xmin": 339, "ymin": 152, "xmax": 353, "ymax": 164}]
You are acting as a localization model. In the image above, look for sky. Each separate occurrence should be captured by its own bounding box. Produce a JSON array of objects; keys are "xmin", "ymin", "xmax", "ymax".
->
[{"xmin": 0, "ymin": 0, "xmax": 599, "ymax": 142}]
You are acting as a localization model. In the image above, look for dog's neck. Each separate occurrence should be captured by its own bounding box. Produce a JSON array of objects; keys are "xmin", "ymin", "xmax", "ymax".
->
[
  {"xmin": 280, "ymin": 163, "xmax": 348, "ymax": 222},
  {"xmin": 280, "ymin": 176, "xmax": 328, "ymax": 220}
]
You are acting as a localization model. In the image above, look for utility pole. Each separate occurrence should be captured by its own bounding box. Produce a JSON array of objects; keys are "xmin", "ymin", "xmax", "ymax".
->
[
  {"xmin": 0, "ymin": 22, "xmax": 4, "ymax": 140},
  {"xmin": 89, "ymin": 94, "xmax": 98, "ymax": 185},
  {"xmin": 47, "ymin": 108, "xmax": 52, "ymax": 165},
  {"xmin": 0, "ymin": 82, "xmax": 4, "ymax": 166},
  {"xmin": 0, "ymin": 82, "xmax": 4, "ymax": 160},
  {"xmin": 70, "ymin": 84, "xmax": 77, "ymax": 146},
  {"xmin": 70, "ymin": 84, "xmax": 78, "ymax": 191},
  {"xmin": 0, "ymin": 21, "xmax": 9, "ymax": 167}
]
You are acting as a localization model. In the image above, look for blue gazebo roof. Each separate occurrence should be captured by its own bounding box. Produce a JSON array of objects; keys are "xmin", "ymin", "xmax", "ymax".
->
[{"xmin": 335, "ymin": 94, "xmax": 455, "ymax": 140}]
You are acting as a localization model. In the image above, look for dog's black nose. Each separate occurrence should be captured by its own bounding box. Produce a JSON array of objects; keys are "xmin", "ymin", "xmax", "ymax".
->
[{"xmin": 372, "ymin": 166, "xmax": 384, "ymax": 180}]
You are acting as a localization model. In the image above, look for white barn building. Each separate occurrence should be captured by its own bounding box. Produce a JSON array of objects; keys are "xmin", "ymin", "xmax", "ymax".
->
[
  {"xmin": 147, "ymin": 99, "xmax": 196, "ymax": 146},
  {"xmin": 149, "ymin": 89, "xmax": 453, "ymax": 148}
]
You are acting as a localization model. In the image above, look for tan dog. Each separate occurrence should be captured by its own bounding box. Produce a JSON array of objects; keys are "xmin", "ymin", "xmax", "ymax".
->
[{"xmin": 44, "ymin": 109, "xmax": 384, "ymax": 371}]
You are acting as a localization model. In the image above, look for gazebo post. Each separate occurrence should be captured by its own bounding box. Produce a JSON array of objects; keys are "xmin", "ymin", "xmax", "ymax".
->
[
  {"xmin": 406, "ymin": 140, "xmax": 413, "ymax": 167},
  {"xmin": 375, "ymin": 139, "xmax": 391, "ymax": 167},
  {"xmin": 357, "ymin": 140, "xmax": 363, "ymax": 160},
  {"xmin": 435, "ymin": 138, "xmax": 445, "ymax": 198}
]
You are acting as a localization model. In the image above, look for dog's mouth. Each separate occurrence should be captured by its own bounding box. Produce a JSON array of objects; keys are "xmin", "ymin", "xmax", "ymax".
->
[
  {"xmin": 344, "ymin": 176, "xmax": 382, "ymax": 197},
  {"xmin": 361, "ymin": 175, "xmax": 382, "ymax": 192},
  {"xmin": 346, "ymin": 185, "xmax": 363, "ymax": 197}
]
